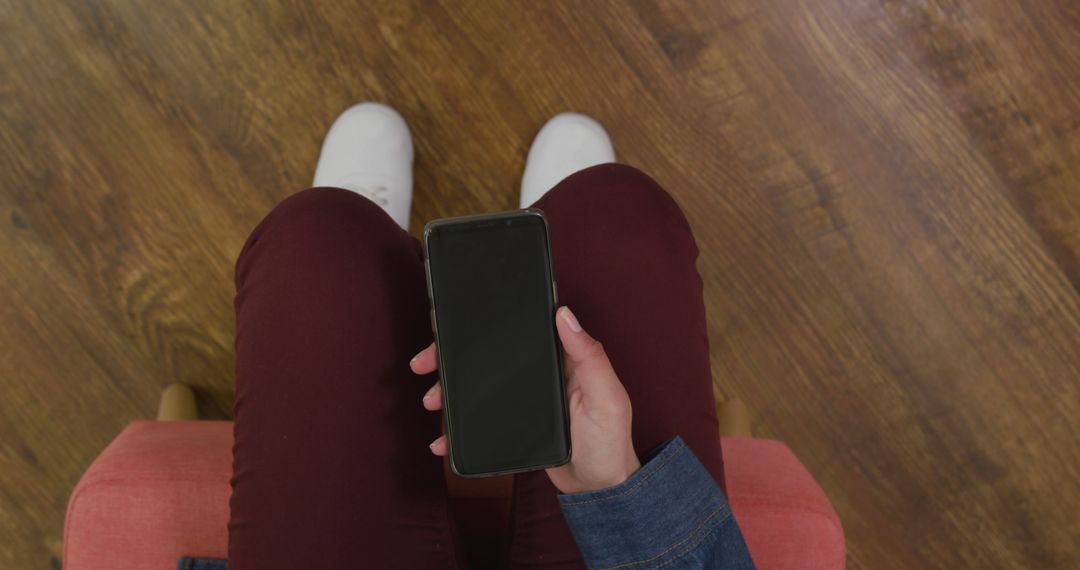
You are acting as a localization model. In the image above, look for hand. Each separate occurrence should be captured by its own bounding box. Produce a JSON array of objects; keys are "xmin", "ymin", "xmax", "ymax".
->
[{"xmin": 410, "ymin": 306, "xmax": 641, "ymax": 494}]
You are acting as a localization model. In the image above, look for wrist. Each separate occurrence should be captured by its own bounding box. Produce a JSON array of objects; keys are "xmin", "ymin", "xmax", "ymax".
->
[
  {"xmin": 593, "ymin": 452, "xmax": 640, "ymax": 491},
  {"xmin": 618, "ymin": 454, "xmax": 641, "ymax": 485}
]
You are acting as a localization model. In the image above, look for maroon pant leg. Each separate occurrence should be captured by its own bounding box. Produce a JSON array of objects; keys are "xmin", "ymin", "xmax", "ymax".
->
[
  {"xmin": 508, "ymin": 164, "xmax": 725, "ymax": 569},
  {"xmin": 228, "ymin": 188, "xmax": 458, "ymax": 569}
]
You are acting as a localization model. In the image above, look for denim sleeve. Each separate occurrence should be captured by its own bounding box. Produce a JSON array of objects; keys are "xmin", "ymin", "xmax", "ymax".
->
[{"xmin": 557, "ymin": 436, "xmax": 756, "ymax": 569}]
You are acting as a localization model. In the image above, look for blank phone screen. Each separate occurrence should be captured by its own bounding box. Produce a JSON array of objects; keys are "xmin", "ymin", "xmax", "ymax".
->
[{"xmin": 425, "ymin": 212, "xmax": 568, "ymax": 476}]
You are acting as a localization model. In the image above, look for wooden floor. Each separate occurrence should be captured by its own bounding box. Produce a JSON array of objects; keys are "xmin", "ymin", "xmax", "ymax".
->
[{"xmin": 2, "ymin": 0, "xmax": 1078, "ymax": 567}]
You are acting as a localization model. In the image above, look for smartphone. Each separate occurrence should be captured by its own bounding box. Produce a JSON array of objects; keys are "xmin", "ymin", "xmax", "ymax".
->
[{"xmin": 423, "ymin": 209, "xmax": 571, "ymax": 477}]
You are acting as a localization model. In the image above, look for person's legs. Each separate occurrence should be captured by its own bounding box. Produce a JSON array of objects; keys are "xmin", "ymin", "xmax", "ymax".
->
[
  {"xmin": 508, "ymin": 164, "xmax": 724, "ymax": 569},
  {"xmin": 228, "ymin": 188, "xmax": 458, "ymax": 568}
]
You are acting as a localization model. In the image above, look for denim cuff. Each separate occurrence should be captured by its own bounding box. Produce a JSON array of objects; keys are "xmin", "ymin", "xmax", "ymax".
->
[{"xmin": 557, "ymin": 436, "xmax": 735, "ymax": 569}]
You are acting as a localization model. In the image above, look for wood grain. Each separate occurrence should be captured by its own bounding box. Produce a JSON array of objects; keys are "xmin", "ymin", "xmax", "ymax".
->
[{"xmin": 2, "ymin": 0, "xmax": 1078, "ymax": 568}]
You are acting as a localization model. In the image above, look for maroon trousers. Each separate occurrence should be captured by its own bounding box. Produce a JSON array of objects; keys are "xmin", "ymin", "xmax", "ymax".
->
[{"xmin": 229, "ymin": 164, "xmax": 724, "ymax": 569}]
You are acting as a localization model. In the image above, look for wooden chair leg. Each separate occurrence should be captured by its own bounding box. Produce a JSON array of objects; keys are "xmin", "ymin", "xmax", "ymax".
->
[
  {"xmin": 717, "ymin": 398, "xmax": 752, "ymax": 437},
  {"xmin": 157, "ymin": 383, "xmax": 198, "ymax": 421}
]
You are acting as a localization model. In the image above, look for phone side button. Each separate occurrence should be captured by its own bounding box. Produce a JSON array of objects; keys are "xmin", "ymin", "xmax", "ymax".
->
[
  {"xmin": 430, "ymin": 309, "xmax": 437, "ymax": 333},
  {"xmin": 552, "ymin": 280, "xmax": 558, "ymax": 304}
]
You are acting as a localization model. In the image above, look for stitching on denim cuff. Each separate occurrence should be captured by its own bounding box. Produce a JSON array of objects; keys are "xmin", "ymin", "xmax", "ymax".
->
[
  {"xmin": 596, "ymin": 504, "xmax": 733, "ymax": 570},
  {"xmin": 561, "ymin": 439, "xmax": 687, "ymax": 507}
]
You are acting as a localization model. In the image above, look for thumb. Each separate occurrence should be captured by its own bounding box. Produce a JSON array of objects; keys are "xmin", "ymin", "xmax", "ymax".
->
[
  {"xmin": 555, "ymin": 306, "xmax": 632, "ymax": 421},
  {"xmin": 556, "ymin": 306, "xmax": 615, "ymax": 379}
]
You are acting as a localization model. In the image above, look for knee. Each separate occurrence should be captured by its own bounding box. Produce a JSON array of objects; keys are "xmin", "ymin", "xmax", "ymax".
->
[
  {"xmin": 575, "ymin": 163, "xmax": 670, "ymax": 201},
  {"xmin": 235, "ymin": 188, "xmax": 406, "ymax": 285},
  {"xmin": 258, "ymin": 187, "xmax": 403, "ymax": 252},
  {"xmin": 267, "ymin": 187, "xmax": 394, "ymax": 239},
  {"xmin": 546, "ymin": 164, "xmax": 696, "ymax": 249}
]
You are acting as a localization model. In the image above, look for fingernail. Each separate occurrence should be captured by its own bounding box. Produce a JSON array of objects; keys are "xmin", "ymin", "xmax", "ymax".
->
[
  {"xmin": 423, "ymin": 384, "xmax": 437, "ymax": 403},
  {"xmin": 560, "ymin": 306, "xmax": 582, "ymax": 332},
  {"xmin": 429, "ymin": 437, "xmax": 441, "ymax": 449}
]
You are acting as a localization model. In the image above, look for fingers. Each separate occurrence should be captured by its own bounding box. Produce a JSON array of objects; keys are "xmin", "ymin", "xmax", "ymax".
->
[
  {"xmin": 413, "ymin": 344, "xmax": 445, "ymax": 452},
  {"xmin": 413, "ymin": 343, "xmax": 442, "ymax": 410},
  {"xmin": 422, "ymin": 381, "xmax": 443, "ymax": 411},
  {"xmin": 410, "ymin": 342, "xmax": 438, "ymax": 375},
  {"xmin": 429, "ymin": 434, "xmax": 448, "ymax": 456}
]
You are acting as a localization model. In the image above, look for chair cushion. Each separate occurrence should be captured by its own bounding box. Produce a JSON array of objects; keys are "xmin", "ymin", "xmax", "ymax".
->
[
  {"xmin": 722, "ymin": 437, "xmax": 846, "ymax": 569},
  {"xmin": 65, "ymin": 423, "xmax": 844, "ymax": 569},
  {"xmin": 64, "ymin": 421, "xmax": 232, "ymax": 569}
]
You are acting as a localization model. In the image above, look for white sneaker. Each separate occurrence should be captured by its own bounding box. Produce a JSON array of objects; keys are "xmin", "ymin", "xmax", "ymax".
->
[
  {"xmin": 313, "ymin": 103, "xmax": 413, "ymax": 229},
  {"xmin": 519, "ymin": 113, "xmax": 615, "ymax": 208}
]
